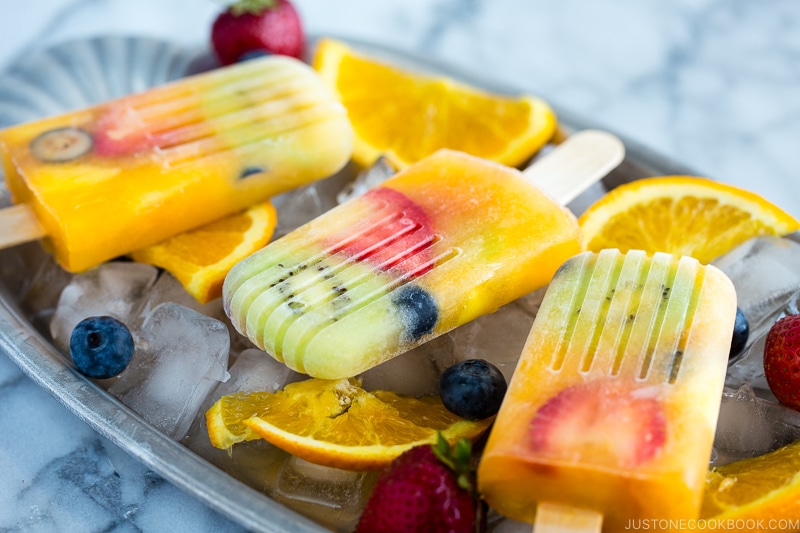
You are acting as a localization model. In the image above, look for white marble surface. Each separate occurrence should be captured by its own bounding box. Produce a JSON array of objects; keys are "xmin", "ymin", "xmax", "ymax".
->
[{"xmin": 1, "ymin": 0, "xmax": 799, "ymax": 531}]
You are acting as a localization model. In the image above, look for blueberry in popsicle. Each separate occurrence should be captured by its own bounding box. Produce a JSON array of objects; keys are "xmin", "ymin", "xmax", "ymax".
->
[
  {"xmin": 224, "ymin": 130, "xmax": 625, "ymax": 379},
  {"xmin": 0, "ymin": 55, "xmax": 352, "ymax": 272}
]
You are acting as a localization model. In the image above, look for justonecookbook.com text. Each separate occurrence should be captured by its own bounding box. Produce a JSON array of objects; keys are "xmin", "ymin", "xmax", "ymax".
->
[{"xmin": 625, "ymin": 518, "xmax": 800, "ymax": 530}]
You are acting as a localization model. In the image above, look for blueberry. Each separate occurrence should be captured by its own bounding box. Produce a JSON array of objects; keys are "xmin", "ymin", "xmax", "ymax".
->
[
  {"xmin": 239, "ymin": 166, "xmax": 266, "ymax": 179},
  {"xmin": 439, "ymin": 359, "xmax": 507, "ymax": 420},
  {"xmin": 30, "ymin": 127, "xmax": 93, "ymax": 163},
  {"xmin": 393, "ymin": 285, "xmax": 438, "ymax": 341},
  {"xmin": 730, "ymin": 307, "xmax": 749, "ymax": 360},
  {"xmin": 69, "ymin": 316, "xmax": 134, "ymax": 379}
]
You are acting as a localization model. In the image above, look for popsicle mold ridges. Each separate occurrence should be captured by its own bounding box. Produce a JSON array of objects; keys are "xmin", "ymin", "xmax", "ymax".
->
[
  {"xmin": 0, "ymin": 55, "xmax": 353, "ymax": 272},
  {"xmin": 223, "ymin": 149, "xmax": 583, "ymax": 379},
  {"xmin": 478, "ymin": 249, "xmax": 737, "ymax": 532},
  {"xmin": 542, "ymin": 250, "xmax": 705, "ymax": 381}
]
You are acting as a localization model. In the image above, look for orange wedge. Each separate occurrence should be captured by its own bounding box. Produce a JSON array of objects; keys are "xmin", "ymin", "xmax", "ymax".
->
[
  {"xmin": 699, "ymin": 439, "xmax": 800, "ymax": 531},
  {"xmin": 578, "ymin": 176, "xmax": 800, "ymax": 264},
  {"xmin": 206, "ymin": 378, "xmax": 493, "ymax": 471},
  {"xmin": 131, "ymin": 201, "xmax": 277, "ymax": 304},
  {"xmin": 312, "ymin": 37, "xmax": 556, "ymax": 169}
]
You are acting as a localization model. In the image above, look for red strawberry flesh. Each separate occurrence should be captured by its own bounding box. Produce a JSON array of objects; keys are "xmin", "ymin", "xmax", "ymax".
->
[
  {"xmin": 211, "ymin": 0, "xmax": 305, "ymax": 65},
  {"xmin": 528, "ymin": 379, "xmax": 667, "ymax": 468},
  {"xmin": 92, "ymin": 105, "xmax": 156, "ymax": 157},
  {"xmin": 764, "ymin": 314, "xmax": 800, "ymax": 410},
  {"xmin": 355, "ymin": 443, "xmax": 476, "ymax": 533},
  {"xmin": 327, "ymin": 187, "xmax": 436, "ymax": 278}
]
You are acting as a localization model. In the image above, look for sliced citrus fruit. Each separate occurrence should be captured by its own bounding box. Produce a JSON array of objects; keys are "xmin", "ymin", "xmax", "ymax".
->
[
  {"xmin": 131, "ymin": 201, "xmax": 277, "ymax": 304},
  {"xmin": 578, "ymin": 176, "xmax": 800, "ymax": 264},
  {"xmin": 206, "ymin": 378, "xmax": 493, "ymax": 471},
  {"xmin": 700, "ymin": 439, "xmax": 800, "ymax": 529},
  {"xmin": 312, "ymin": 37, "xmax": 556, "ymax": 169},
  {"xmin": 206, "ymin": 391, "xmax": 275, "ymax": 450}
]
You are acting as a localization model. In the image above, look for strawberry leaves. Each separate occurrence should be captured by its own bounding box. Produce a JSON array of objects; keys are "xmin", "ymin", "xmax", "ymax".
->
[
  {"xmin": 433, "ymin": 433, "xmax": 475, "ymax": 494},
  {"xmin": 225, "ymin": 0, "xmax": 278, "ymax": 17},
  {"xmin": 355, "ymin": 433, "xmax": 482, "ymax": 533}
]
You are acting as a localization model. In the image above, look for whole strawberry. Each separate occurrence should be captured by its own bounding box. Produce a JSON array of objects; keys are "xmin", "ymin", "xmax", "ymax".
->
[
  {"xmin": 764, "ymin": 314, "xmax": 800, "ymax": 409},
  {"xmin": 355, "ymin": 435, "xmax": 482, "ymax": 533},
  {"xmin": 211, "ymin": 0, "xmax": 305, "ymax": 65}
]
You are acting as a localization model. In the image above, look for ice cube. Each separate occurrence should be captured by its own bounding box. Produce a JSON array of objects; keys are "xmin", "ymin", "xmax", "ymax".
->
[
  {"xmin": 12, "ymin": 245, "xmax": 73, "ymax": 334},
  {"xmin": 450, "ymin": 298, "xmax": 538, "ymax": 383},
  {"xmin": 182, "ymin": 348, "xmax": 304, "ymax": 490},
  {"xmin": 220, "ymin": 348, "xmax": 303, "ymax": 395},
  {"xmin": 725, "ymin": 304, "xmax": 799, "ymax": 394},
  {"xmin": 108, "ymin": 302, "xmax": 230, "ymax": 440},
  {"xmin": 273, "ymin": 185, "xmax": 329, "ymax": 239},
  {"xmin": 182, "ymin": 352, "xmax": 296, "ymax": 483},
  {"xmin": 185, "ymin": 347, "xmax": 302, "ymax": 443},
  {"xmin": 138, "ymin": 271, "xmax": 255, "ymax": 355},
  {"xmin": 713, "ymin": 384, "xmax": 800, "ymax": 466},
  {"xmin": 270, "ymin": 456, "xmax": 376, "ymax": 532},
  {"xmin": 138, "ymin": 271, "xmax": 224, "ymax": 322},
  {"xmin": 271, "ymin": 165, "xmax": 352, "ymax": 239},
  {"xmin": 713, "ymin": 236, "xmax": 800, "ymax": 332},
  {"xmin": 726, "ymin": 335, "xmax": 768, "ymax": 392},
  {"xmin": 713, "ymin": 236, "xmax": 800, "ymax": 392},
  {"xmin": 1, "ymin": 242, "xmax": 65, "ymax": 303},
  {"xmin": 336, "ymin": 156, "xmax": 396, "ymax": 204},
  {"xmin": 360, "ymin": 335, "xmax": 455, "ymax": 396},
  {"xmin": 49, "ymin": 262, "xmax": 158, "ymax": 352}
]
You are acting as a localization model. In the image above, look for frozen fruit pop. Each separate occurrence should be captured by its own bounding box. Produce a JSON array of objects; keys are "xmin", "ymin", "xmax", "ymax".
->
[
  {"xmin": 477, "ymin": 249, "xmax": 737, "ymax": 532},
  {"xmin": 0, "ymin": 55, "xmax": 352, "ymax": 272},
  {"xmin": 223, "ymin": 130, "xmax": 625, "ymax": 379}
]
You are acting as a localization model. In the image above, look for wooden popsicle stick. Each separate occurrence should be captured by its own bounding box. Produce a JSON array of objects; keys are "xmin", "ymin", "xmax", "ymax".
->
[
  {"xmin": 523, "ymin": 129, "xmax": 625, "ymax": 205},
  {"xmin": 0, "ymin": 203, "xmax": 47, "ymax": 249},
  {"xmin": 533, "ymin": 502, "xmax": 604, "ymax": 533}
]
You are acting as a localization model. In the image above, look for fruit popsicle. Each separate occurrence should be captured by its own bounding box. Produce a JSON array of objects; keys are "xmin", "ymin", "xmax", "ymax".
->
[
  {"xmin": 223, "ymin": 130, "xmax": 625, "ymax": 379},
  {"xmin": 0, "ymin": 55, "xmax": 353, "ymax": 272},
  {"xmin": 477, "ymin": 249, "xmax": 737, "ymax": 532}
]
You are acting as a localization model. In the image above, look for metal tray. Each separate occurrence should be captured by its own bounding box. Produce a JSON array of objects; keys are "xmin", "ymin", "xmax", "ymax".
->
[{"xmin": 0, "ymin": 35, "xmax": 702, "ymax": 532}]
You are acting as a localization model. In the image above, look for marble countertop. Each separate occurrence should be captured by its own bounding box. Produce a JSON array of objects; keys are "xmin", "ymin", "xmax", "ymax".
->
[{"xmin": 1, "ymin": 0, "xmax": 799, "ymax": 531}]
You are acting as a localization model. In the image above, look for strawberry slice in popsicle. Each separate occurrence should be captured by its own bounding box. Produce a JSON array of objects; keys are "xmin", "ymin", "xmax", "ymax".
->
[
  {"xmin": 0, "ymin": 55, "xmax": 352, "ymax": 272},
  {"xmin": 224, "ymin": 130, "xmax": 625, "ymax": 379}
]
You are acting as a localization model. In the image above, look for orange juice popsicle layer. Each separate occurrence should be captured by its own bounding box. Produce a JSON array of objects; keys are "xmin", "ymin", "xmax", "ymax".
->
[
  {"xmin": 223, "ymin": 131, "xmax": 625, "ymax": 379},
  {"xmin": 478, "ymin": 249, "xmax": 737, "ymax": 532},
  {"xmin": 0, "ymin": 55, "xmax": 353, "ymax": 272}
]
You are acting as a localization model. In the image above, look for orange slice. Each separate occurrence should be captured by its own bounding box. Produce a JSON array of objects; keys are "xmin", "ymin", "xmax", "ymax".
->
[
  {"xmin": 206, "ymin": 391, "xmax": 274, "ymax": 450},
  {"xmin": 131, "ymin": 201, "xmax": 277, "ymax": 304},
  {"xmin": 578, "ymin": 176, "xmax": 800, "ymax": 264},
  {"xmin": 206, "ymin": 378, "xmax": 493, "ymax": 471},
  {"xmin": 312, "ymin": 37, "xmax": 556, "ymax": 169},
  {"xmin": 700, "ymin": 439, "xmax": 800, "ymax": 530}
]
